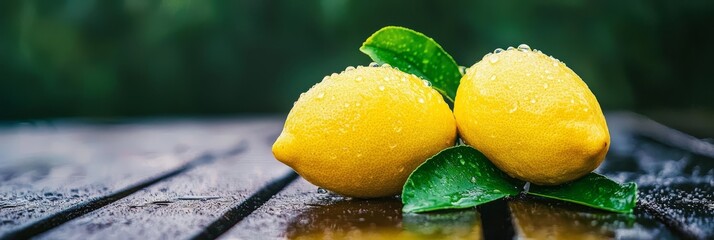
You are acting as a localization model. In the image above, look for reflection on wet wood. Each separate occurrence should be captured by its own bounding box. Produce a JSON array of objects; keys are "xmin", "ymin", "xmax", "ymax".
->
[
  {"xmin": 228, "ymin": 179, "xmax": 482, "ymax": 239},
  {"xmin": 509, "ymin": 198, "xmax": 679, "ymax": 239},
  {"xmin": 287, "ymin": 200, "xmax": 481, "ymax": 240},
  {"xmin": 510, "ymin": 199, "xmax": 617, "ymax": 239}
]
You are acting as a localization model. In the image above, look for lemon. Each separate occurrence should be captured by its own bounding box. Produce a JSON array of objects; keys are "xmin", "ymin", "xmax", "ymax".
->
[
  {"xmin": 454, "ymin": 46, "xmax": 610, "ymax": 185},
  {"xmin": 273, "ymin": 66, "xmax": 457, "ymax": 198}
]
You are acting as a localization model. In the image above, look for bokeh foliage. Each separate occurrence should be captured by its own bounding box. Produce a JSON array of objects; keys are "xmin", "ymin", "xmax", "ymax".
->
[{"xmin": 0, "ymin": 0, "xmax": 712, "ymax": 119}]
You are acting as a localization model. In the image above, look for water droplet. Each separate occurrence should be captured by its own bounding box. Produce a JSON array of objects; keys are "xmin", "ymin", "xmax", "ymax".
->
[
  {"xmin": 356, "ymin": 153, "xmax": 362, "ymax": 158},
  {"xmin": 317, "ymin": 92, "xmax": 324, "ymax": 99},
  {"xmin": 418, "ymin": 98, "xmax": 425, "ymax": 103},
  {"xmin": 507, "ymin": 46, "xmax": 515, "ymax": 51},
  {"xmin": 544, "ymin": 70, "xmax": 551, "ymax": 74},
  {"xmin": 517, "ymin": 44, "xmax": 531, "ymax": 52},
  {"xmin": 583, "ymin": 108, "xmax": 589, "ymax": 112},
  {"xmin": 493, "ymin": 48, "xmax": 505, "ymax": 54},
  {"xmin": 398, "ymin": 166, "xmax": 405, "ymax": 172},
  {"xmin": 422, "ymin": 80, "xmax": 432, "ymax": 87},
  {"xmin": 489, "ymin": 54, "xmax": 499, "ymax": 63},
  {"xmin": 422, "ymin": 59, "xmax": 430, "ymax": 64},
  {"xmin": 381, "ymin": 63, "xmax": 391, "ymax": 68},
  {"xmin": 458, "ymin": 66, "xmax": 468, "ymax": 75},
  {"xmin": 490, "ymin": 75, "xmax": 497, "ymax": 81},
  {"xmin": 344, "ymin": 103, "xmax": 350, "ymax": 107},
  {"xmin": 471, "ymin": 177, "xmax": 477, "ymax": 183},
  {"xmin": 570, "ymin": 99, "xmax": 575, "ymax": 104},
  {"xmin": 394, "ymin": 126, "xmax": 402, "ymax": 133},
  {"xmin": 543, "ymin": 83, "xmax": 549, "ymax": 89},
  {"xmin": 459, "ymin": 159, "xmax": 466, "ymax": 165},
  {"xmin": 355, "ymin": 102, "xmax": 361, "ymax": 107},
  {"xmin": 530, "ymin": 98, "xmax": 536, "ymax": 104},
  {"xmin": 379, "ymin": 85, "xmax": 385, "ymax": 91},
  {"xmin": 508, "ymin": 103, "xmax": 518, "ymax": 113},
  {"xmin": 369, "ymin": 62, "xmax": 379, "ymax": 67},
  {"xmin": 317, "ymin": 188, "xmax": 328, "ymax": 194},
  {"xmin": 355, "ymin": 76, "xmax": 363, "ymax": 81},
  {"xmin": 345, "ymin": 66, "xmax": 355, "ymax": 71},
  {"xmin": 390, "ymin": 143, "xmax": 398, "ymax": 149},
  {"xmin": 400, "ymin": 77, "xmax": 407, "ymax": 82}
]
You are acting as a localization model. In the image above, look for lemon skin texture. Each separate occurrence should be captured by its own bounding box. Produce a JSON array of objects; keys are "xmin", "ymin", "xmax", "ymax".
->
[
  {"xmin": 454, "ymin": 49, "xmax": 610, "ymax": 185},
  {"xmin": 273, "ymin": 66, "xmax": 457, "ymax": 198}
]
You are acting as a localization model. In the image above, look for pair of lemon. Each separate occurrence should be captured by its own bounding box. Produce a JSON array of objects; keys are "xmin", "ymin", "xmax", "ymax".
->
[{"xmin": 272, "ymin": 48, "xmax": 610, "ymax": 198}]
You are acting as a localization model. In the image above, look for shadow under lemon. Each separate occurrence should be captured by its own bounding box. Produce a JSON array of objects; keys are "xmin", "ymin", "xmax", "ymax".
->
[{"xmin": 284, "ymin": 197, "xmax": 482, "ymax": 239}]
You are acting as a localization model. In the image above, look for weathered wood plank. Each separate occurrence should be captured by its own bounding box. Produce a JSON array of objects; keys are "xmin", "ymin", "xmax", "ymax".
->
[
  {"xmin": 34, "ymin": 118, "xmax": 293, "ymax": 240},
  {"xmin": 0, "ymin": 118, "xmax": 262, "ymax": 237}
]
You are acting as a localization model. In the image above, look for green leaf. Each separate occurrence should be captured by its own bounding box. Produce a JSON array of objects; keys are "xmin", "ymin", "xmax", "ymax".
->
[
  {"xmin": 402, "ymin": 146, "xmax": 522, "ymax": 213},
  {"xmin": 401, "ymin": 146, "xmax": 637, "ymax": 214},
  {"xmin": 528, "ymin": 173, "xmax": 638, "ymax": 213},
  {"xmin": 360, "ymin": 26, "xmax": 462, "ymax": 101}
]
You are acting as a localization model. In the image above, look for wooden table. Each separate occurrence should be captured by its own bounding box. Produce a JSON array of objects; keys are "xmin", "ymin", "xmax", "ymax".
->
[{"xmin": 0, "ymin": 113, "xmax": 712, "ymax": 240}]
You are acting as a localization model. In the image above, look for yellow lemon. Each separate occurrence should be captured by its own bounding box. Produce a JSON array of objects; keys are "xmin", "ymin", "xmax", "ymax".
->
[
  {"xmin": 454, "ymin": 46, "xmax": 610, "ymax": 185},
  {"xmin": 273, "ymin": 66, "xmax": 457, "ymax": 198}
]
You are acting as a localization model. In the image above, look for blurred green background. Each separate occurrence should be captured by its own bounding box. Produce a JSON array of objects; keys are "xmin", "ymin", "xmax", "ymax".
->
[{"xmin": 1, "ymin": 1, "xmax": 713, "ymax": 128}]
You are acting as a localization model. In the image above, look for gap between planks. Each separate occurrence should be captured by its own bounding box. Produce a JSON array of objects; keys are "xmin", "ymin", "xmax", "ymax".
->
[{"xmin": 189, "ymin": 171, "xmax": 299, "ymax": 240}]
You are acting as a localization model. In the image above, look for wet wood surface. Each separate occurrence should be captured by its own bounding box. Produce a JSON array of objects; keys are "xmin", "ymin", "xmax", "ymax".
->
[{"xmin": 0, "ymin": 113, "xmax": 712, "ymax": 240}]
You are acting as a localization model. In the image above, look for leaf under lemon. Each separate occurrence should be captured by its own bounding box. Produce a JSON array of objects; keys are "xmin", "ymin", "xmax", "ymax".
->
[
  {"xmin": 402, "ymin": 146, "xmax": 521, "ymax": 213},
  {"xmin": 402, "ymin": 146, "xmax": 637, "ymax": 214},
  {"xmin": 528, "ymin": 173, "xmax": 638, "ymax": 213}
]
